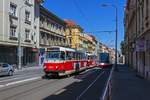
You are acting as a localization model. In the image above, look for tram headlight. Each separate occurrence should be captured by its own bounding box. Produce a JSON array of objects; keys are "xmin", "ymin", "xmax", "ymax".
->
[
  {"xmin": 56, "ymin": 66, "xmax": 58, "ymax": 69},
  {"xmin": 43, "ymin": 66, "xmax": 46, "ymax": 69}
]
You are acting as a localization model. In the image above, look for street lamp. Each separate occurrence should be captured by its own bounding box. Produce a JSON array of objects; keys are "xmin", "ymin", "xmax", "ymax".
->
[
  {"xmin": 18, "ymin": 3, "xmax": 33, "ymax": 69},
  {"xmin": 101, "ymin": 4, "xmax": 118, "ymax": 71}
]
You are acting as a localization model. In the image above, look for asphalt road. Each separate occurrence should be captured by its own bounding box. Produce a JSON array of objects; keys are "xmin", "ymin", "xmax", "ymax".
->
[{"xmin": 0, "ymin": 67, "xmax": 111, "ymax": 100}]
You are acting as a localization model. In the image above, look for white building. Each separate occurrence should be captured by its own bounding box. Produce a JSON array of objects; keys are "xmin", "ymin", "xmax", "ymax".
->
[{"xmin": 0, "ymin": 0, "xmax": 42, "ymax": 66}]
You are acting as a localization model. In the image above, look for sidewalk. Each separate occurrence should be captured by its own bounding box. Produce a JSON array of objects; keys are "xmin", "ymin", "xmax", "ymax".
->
[
  {"xmin": 14, "ymin": 65, "xmax": 43, "ymax": 72},
  {"xmin": 112, "ymin": 65, "xmax": 150, "ymax": 100}
]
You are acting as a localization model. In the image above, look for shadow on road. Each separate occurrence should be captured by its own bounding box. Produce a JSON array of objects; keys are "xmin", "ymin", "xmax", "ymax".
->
[{"xmin": 42, "ymin": 69, "xmax": 110, "ymax": 100}]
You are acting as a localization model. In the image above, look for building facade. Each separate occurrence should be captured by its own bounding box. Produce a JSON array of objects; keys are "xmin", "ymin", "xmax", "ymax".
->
[
  {"xmin": 65, "ymin": 19, "xmax": 98, "ymax": 54},
  {"xmin": 39, "ymin": 6, "xmax": 66, "ymax": 65},
  {"xmin": 0, "ymin": 0, "xmax": 42, "ymax": 66},
  {"xmin": 125, "ymin": 0, "xmax": 150, "ymax": 79},
  {"xmin": 64, "ymin": 19, "xmax": 83, "ymax": 50}
]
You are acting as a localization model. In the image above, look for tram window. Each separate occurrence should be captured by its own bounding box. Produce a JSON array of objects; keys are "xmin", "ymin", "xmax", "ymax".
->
[
  {"xmin": 60, "ymin": 52, "xmax": 65, "ymax": 60},
  {"xmin": 66, "ymin": 52, "xmax": 72, "ymax": 60},
  {"xmin": 72, "ymin": 52, "xmax": 76, "ymax": 60},
  {"xmin": 76, "ymin": 53, "xmax": 79, "ymax": 60},
  {"xmin": 75, "ymin": 53, "xmax": 78, "ymax": 60}
]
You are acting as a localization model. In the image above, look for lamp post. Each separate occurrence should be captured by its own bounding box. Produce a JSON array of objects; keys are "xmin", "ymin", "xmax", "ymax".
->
[
  {"xmin": 18, "ymin": 3, "xmax": 33, "ymax": 69},
  {"xmin": 101, "ymin": 4, "xmax": 118, "ymax": 71}
]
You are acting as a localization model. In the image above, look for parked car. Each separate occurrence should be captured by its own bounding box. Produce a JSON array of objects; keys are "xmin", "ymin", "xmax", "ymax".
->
[{"xmin": 0, "ymin": 63, "xmax": 14, "ymax": 76}]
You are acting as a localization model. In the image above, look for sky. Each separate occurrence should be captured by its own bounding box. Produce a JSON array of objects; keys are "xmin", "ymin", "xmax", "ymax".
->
[{"xmin": 43, "ymin": 0, "xmax": 126, "ymax": 50}]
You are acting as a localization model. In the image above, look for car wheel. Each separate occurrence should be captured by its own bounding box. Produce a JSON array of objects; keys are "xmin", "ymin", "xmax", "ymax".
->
[{"xmin": 8, "ymin": 71, "xmax": 13, "ymax": 76}]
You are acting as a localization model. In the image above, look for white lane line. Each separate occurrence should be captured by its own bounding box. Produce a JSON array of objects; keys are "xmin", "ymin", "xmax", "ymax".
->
[
  {"xmin": 0, "ymin": 76, "xmax": 32, "ymax": 83},
  {"xmin": 79, "ymin": 69, "xmax": 98, "ymax": 79},
  {"xmin": 0, "ymin": 85, "xmax": 5, "ymax": 88},
  {"xmin": 5, "ymin": 77, "xmax": 41, "ymax": 86},
  {"xmin": 76, "ymin": 71, "xmax": 105, "ymax": 100},
  {"xmin": 0, "ymin": 77, "xmax": 41, "ymax": 88},
  {"xmin": 0, "ymin": 74, "xmax": 42, "ymax": 83},
  {"xmin": 54, "ymin": 89, "xmax": 66, "ymax": 95},
  {"xmin": 80, "ymin": 69, "xmax": 93, "ymax": 75},
  {"xmin": 80, "ymin": 67, "xmax": 100, "ymax": 75}
]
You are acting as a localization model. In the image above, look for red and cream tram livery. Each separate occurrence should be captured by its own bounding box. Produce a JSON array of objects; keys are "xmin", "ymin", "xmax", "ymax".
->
[
  {"xmin": 87, "ymin": 53, "xmax": 97, "ymax": 68},
  {"xmin": 43, "ymin": 46, "xmax": 88, "ymax": 76}
]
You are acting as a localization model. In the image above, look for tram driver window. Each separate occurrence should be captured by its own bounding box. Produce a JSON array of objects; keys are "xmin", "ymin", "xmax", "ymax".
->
[{"xmin": 60, "ymin": 52, "xmax": 65, "ymax": 60}]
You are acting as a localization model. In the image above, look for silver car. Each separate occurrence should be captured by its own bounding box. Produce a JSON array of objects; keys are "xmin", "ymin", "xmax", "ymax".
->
[{"xmin": 0, "ymin": 63, "xmax": 14, "ymax": 76}]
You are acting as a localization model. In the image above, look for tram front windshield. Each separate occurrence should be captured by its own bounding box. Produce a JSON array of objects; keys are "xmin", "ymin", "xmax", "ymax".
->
[{"xmin": 46, "ymin": 51, "xmax": 65, "ymax": 61}]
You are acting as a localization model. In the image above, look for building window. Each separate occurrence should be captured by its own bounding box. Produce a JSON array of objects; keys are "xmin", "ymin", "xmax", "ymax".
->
[
  {"xmin": 10, "ymin": 26, "xmax": 17, "ymax": 37},
  {"xmin": 146, "ymin": 0, "xmax": 149, "ymax": 19},
  {"xmin": 10, "ymin": 3, "xmax": 17, "ymax": 17},
  {"xmin": 25, "ymin": 11, "xmax": 30, "ymax": 22},
  {"xmin": 25, "ymin": 29, "xmax": 30, "ymax": 40},
  {"xmin": 25, "ymin": 0, "xmax": 33, "ymax": 6},
  {"xmin": 25, "ymin": 0, "xmax": 30, "ymax": 3},
  {"xmin": 25, "ymin": 11, "xmax": 31, "ymax": 24}
]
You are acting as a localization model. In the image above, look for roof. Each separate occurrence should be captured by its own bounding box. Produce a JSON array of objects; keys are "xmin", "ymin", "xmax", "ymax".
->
[
  {"xmin": 64, "ymin": 19, "xmax": 76, "ymax": 26},
  {"xmin": 40, "ymin": 6, "xmax": 66, "ymax": 26}
]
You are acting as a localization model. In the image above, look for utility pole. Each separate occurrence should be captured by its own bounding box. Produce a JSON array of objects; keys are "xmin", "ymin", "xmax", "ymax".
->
[
  {"xmin": 101, "ymin": 4, "xmax": 118, "ymax": 71},
  {"xmin": 115, "ymin": 6, "xmax": 118, "ymax": 71}
]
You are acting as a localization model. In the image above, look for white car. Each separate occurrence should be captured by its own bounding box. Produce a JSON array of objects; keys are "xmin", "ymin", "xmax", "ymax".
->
[{"xmin": 0, "ymin": 63, "xmax": 14, "ymax": 76}]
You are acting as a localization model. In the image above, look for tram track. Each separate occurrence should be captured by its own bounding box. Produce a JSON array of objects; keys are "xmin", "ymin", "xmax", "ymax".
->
[
  {"xmin": 76, "ymin": 70, "xmax": 105, "ymax": 100},
  {"xmin": 0, "ymin": 67, "xmax": 110, "ymax": 100},
  {"xmin": 0, "ymin": 78, "xmax": 60, "ymax": 100}
]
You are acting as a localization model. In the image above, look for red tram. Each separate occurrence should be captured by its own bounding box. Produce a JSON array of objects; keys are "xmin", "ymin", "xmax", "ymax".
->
[
  {"xmin": 43, "ymin": 46, "xmax": 88, "ymax": 77},
  {"xmin": 87, "ymin": 53, "xmax": 97, "ymax": 68}
]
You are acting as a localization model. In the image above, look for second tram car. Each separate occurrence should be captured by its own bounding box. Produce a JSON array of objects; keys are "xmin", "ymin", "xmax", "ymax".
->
[
  {"xmin": 98, "ymin": 52, "xmax": 112, "ymax": 68},
  {"xmin": 43, "ymin": 46, "xmax": 88, "ymax": 77},
  {"xmin": 87, "ymin": 53, "xmax": 97, "ymax": 68}
]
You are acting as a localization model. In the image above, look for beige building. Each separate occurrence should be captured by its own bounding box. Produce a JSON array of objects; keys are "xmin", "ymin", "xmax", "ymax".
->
[
  {"xmin": 0, "ymin": 0, "xmax": 42, "ymax": 66},
  {"xmin": 125, "ymin": 0, "xmax": 150, "ymax": 79},
  {"xmin": 39, "ymin": 6, "xmax": 66, "ymax": 65},
  {"xmin": 64, "ymin": 19, "xmax": 83, "ymax": 50},
  {"xmin": 65, "ymin": 20, "xmax": 98, "ymax": 54}
]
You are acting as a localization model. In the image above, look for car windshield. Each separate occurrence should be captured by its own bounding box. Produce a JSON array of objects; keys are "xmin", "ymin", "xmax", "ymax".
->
[{"xmin": 0, "ymin": 63, "xmax": 8, "ymax": 68}]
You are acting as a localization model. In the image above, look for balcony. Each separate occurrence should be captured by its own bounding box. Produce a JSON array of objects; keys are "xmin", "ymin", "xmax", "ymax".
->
[
  {"xmin": 9, "ymin": 12, "xmax": 18, "ymax": 20},
  {"xmin": 9, "ymin": 36, "xmax": 18, "ymax": 41},
  {"xmin": 24, "ymin": 39, "xmax": 31, "ymax": 43},
  {"xmin": 25, "ymin": 19, "xmax": 31, "ymax": 25}
]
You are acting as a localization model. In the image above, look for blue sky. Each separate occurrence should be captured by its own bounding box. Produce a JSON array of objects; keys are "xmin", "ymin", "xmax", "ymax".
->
[{"xmin": 43, "ymin": 0, "xmax": 126, "ymax": 50}]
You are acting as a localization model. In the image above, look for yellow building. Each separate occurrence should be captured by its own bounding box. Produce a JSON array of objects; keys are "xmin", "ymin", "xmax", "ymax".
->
[
  {"xmin": 64, "ymin": 19, "xmax": 83, "ymax": 50},
  {"xmin": 64, "ymin": 19, "xmax": 97, "ymax": 53}
]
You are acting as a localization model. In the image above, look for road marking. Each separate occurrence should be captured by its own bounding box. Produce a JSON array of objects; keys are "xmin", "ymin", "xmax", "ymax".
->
[
  {"xmin": 0, "ymin": 74, "xmax": 43, "ymax": 83},
  {"xmin": 0, "ymin": 85, "xmax": 5, "ymax": 88},
  {"xmin": 0, "ymin": 77, "xmax": 41, "ymax": 89},
  {"xmin": 76, "ymin": 71, "xmax": 105, "ymax": 100},
  {"xmin": 5, "ymin": 77, "xmax": 41, "ymax": 86},
  {"xmin": 54, "ymin": 89, "xmax": 66, "ymax": 95},
  {"xmin": 80, "ymin": 68, "xmax": 94, "ymax": 75},
  {"xmin": 78, "ymin": 69, "xmax": 98, "ymax": 79},
  {"xmin": 0, "ymin": 76, "xmax": 31, "ymax": 83}
]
